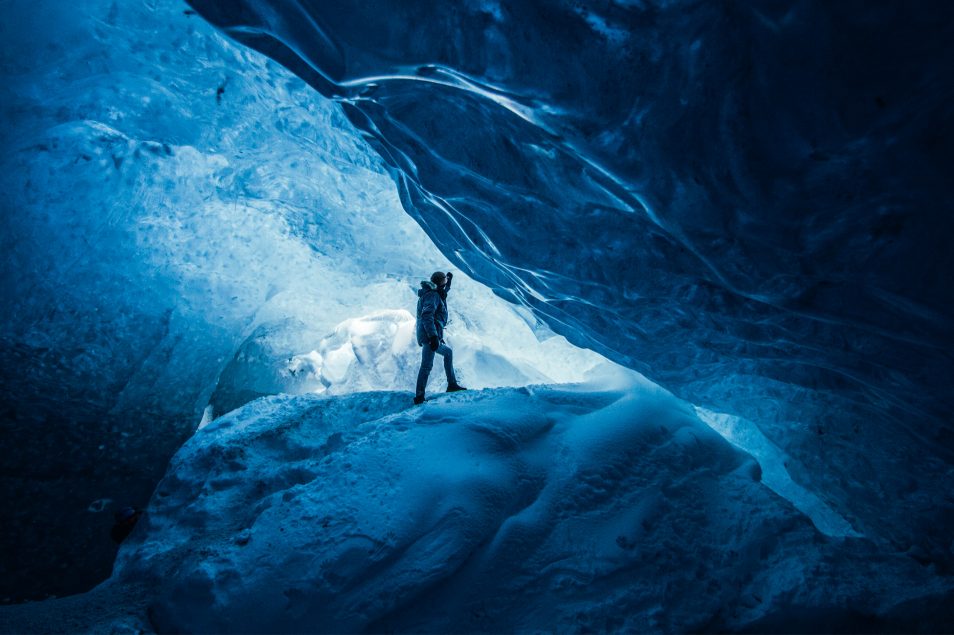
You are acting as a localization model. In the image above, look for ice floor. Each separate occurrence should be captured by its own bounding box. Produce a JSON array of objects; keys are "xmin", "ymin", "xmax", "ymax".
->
[{"xmin": 4, "ymin": 376, "xmax": 950, "ymax": 634}]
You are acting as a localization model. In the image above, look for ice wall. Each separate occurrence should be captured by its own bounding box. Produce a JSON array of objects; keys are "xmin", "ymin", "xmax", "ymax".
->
[
  {"xmin": 185, "ymin": 0, "xmax": 954, "ymax": 564},
  {"xmin": 0, "ymin": 0, "xmax": 601, "ymax": 601}
]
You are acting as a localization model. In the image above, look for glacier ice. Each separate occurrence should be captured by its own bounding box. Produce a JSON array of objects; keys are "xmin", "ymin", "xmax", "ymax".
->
[
  {"xmin": 0, "ymin": 0, "xmax": 600, "ymax": 601},
  {"xmin": 7, "ymin": 379, "xmax": 951, "ymax": 633},
  {"xmin": 185, "ymin": 0, "xmax": 954, "ymax": 571},
  {"xmin": 694, "ymin": 407, "xmax": 859, "ymax": 539},
  {"xmin": 210, "ymin": 291, "xmax": 607, "ymax": 418},
  {"xmin": 0, "ymin": 0, "xmax": 953, "ymax": 628}
]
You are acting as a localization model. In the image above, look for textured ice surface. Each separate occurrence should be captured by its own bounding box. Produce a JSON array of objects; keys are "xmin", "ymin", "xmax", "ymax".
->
[
  {"xmin": 186, "ymin": 0, "xmax": 954, "ymax": 566},
  {"xmin": 106, "ymin": 381, "xmax": 953, "ymax": 634},
  {"xmin": 0, "ymin": 0, "xmax": 600, "ymax": 600}
]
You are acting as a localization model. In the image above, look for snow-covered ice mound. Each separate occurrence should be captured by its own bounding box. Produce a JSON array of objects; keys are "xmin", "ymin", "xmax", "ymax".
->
[
  {"xmin": 109, "ymin": 381, "xmax": 951, "ymax": 633},
  {"xmin": 209, "ymin": 306, "xmax": 606, "ymax": 419}
]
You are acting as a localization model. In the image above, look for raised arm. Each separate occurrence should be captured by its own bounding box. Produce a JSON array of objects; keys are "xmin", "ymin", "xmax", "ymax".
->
[{"xmin": 444, "ymin": 271, "xmax": 453, "ymax": 294}]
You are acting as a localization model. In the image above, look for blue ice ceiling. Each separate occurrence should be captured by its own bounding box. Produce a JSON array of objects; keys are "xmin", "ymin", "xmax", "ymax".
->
[
  {"xmin": 0, "ymin": 0, "xmax": 953, "ymax": 621},
  {"xmin": 186, "ymin": 0, "xmax": 954, "ymax": 562}
]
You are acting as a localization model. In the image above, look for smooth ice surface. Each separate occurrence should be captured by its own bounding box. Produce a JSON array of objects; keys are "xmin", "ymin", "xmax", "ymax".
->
[
  {"xmin": 186, "ymin": 0, "xmax": 954, "ymax": 567},
  {"xmin": 101, "ymin": 380, "xmax": 953, "ymax": 634},
  {"xmin": 0, "ymin": 0, "xmax": 601, "ymax": 600}
]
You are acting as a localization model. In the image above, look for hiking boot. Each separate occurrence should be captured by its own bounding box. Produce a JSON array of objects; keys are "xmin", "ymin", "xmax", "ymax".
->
[
  {"xmin": 413, "ymin": 395, "xmax": 426, "ymax": 405},
  {"xmin": 446, "ymin": 384, "xmax": 467, "ymax": 393}
]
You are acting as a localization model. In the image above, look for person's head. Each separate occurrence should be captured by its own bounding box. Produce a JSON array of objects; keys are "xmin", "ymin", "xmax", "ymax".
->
[{"xmin": 430, "ymin": 271, "xmax": 447, "ymax": 287}]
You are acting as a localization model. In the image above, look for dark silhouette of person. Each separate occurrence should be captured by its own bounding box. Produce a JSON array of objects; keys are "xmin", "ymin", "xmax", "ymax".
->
[{"xmin": 414, "ymin": 271, "xmax": 467, "ymax": 404}]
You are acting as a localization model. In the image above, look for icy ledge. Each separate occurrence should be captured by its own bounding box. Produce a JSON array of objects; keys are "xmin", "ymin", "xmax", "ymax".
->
[{"xmin": 5, "ymin": 381, "xmax": 951, "ymax": 633}]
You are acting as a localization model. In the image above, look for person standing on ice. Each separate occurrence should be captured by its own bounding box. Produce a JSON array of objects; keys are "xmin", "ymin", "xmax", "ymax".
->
[{"xmin": 414, "ymin": 271, "xmax": 467, "ymax": 404}]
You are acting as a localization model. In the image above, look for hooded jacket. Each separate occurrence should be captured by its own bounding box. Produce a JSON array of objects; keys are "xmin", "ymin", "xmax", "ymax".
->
[{"xmin": 415, "ymin": 278, "xmax": 450, "ymax": 346}]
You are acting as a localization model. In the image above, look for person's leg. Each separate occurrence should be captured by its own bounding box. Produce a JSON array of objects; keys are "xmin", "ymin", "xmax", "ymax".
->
[
  {"xmin": 436, "ymin": 343, "xmax": 459, "ymax": 387},
  {"xmin": 415, "ymin": 345, "xmax": 436, "ymax": 399}
]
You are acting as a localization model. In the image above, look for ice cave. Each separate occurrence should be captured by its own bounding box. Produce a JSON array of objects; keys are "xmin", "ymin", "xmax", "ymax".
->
[{"xmin": 1, "ymin": 0, "xmax": 952, "ymax": 632}]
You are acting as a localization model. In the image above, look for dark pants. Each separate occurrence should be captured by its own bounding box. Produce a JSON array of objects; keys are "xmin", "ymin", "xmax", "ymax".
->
[{"xmin": 415, "ymin": 343, "xmax": 458, "ymax": 398}]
